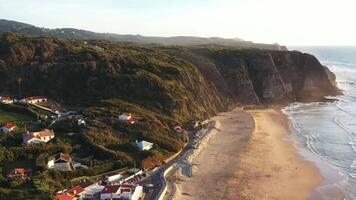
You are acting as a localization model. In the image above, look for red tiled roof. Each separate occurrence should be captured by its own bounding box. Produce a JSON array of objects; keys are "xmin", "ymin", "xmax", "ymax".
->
[
  {"xmin": 55, "ymin": 153, "xmax": 71, "ymax": 162},
  {"xmin": 100, "ymin": 185, "xmax": 120, "ymax": 194},
  {"xmin": 38, "ymin": 129, "xmax": 54, "ymax": 137},
  {"xmin": 13, "ymin": 168, "xmax": 25, "ymax": 175},
  {"xmin": 26, "ymin": 96, "xmax": 47, "ymax": 101},
  {"xmin": 4, "ymin": 123, "xmax": 16, "ymax": 129},
  {"xmin": 120, "ymin": 184, "xmax": 135, "ymax": 189},
  {"xmin": 23, "ymin": 129, "xmax": 55, "ymax": 143},
  {"xmin": 8, "ymin": 168, "xmax": 32, "ymax": 177},
  {"xmin": 0, "ymin": 96, "xmax": 12, "ymax": 100},
  {"xmin": 56, "ymin": 194, "xmax": 75, "ymax": 200},
  {"xmin": 66, "ymin": 185, "xmax": 84, "ymax": 196}
]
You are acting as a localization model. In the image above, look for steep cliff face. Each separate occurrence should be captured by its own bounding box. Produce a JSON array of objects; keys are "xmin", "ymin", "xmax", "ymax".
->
[
  {"xmin": 167, "ymin": 47, "xmax": 340, "ymax": 104},
  {"xmin": 0, "ymin": 33, "xmax": 339, "ymax": 111}
]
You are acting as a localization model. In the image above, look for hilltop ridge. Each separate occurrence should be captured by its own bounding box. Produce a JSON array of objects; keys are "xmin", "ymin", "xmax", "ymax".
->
[{"xmin": 0, "ymin": 19, "xmax": 287, "ymax": 50}]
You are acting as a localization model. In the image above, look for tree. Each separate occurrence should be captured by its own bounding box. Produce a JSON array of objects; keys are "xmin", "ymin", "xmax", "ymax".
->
[{"xmin": 8, "ymin": 177, "xmax": 24, "ymax": 188}]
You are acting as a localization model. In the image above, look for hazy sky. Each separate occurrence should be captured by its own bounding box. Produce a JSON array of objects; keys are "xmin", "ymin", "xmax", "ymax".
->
[{"xmin": 1, "ymin": 0, "xmax": 355, "ymax": 45}]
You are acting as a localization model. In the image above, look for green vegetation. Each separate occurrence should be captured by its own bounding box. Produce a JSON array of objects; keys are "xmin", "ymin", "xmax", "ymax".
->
[{"xmin": 0, "ymin": 32, "xmax": 338, "ymax": 199}]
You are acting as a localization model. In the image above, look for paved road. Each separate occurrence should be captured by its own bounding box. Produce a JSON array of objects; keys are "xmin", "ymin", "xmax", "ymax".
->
[
  {"xmin": 140, "ymin": 122, "xmax": 215, "ymax": 200},
  {"xmin": 139, "ymin": 132, "xmax": 197, "ymax": 200}
]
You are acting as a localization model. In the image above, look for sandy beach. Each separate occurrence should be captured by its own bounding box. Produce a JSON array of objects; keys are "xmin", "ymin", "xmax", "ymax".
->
[{"xmin": 169, "ymin": 108, "xmax": 323, "ymax": 200}]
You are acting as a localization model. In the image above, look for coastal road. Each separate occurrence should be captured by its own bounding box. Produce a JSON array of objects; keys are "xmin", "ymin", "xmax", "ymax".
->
[{"xmin": 140, "ymin": 122, "xmax": 214, "ymax": 200}]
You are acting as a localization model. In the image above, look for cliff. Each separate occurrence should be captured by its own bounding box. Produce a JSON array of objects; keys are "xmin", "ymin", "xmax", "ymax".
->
[
  {"xmin": 0, "ymin": 33, "xmax": 340, "ymax": 198},
  {"xmin": 0, "ymin": 32, "xmax": 339, "ymax": 163}
]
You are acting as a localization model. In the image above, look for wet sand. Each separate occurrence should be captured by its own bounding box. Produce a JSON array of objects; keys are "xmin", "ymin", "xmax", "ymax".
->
[{"xmin": 171, "ymin": 108, "xmax": 323, "ymax": 200}]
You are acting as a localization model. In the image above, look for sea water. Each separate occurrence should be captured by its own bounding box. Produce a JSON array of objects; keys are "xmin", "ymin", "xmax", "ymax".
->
[{"xmin": 283, "ymin": 47, "xmax": 356, "ymax": 200}]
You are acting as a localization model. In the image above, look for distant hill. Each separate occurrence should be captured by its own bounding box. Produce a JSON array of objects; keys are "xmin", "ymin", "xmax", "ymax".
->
[{"xmin": 0, "ymin": 19, "xmax": 287, "ymax": 50}]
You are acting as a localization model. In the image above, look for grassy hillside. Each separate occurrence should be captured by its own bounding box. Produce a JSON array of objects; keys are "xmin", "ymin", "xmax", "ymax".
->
[{"xmin": 0, "ymin": 32, "xmax": 339, "ymax": 198}]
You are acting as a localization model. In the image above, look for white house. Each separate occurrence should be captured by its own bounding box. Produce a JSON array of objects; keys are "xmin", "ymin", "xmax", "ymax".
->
[
  {"xmin": 99, "ymin": 172, "xmax": 123, "ymax": 184},
  {"xmin": 47, "ymin": 153, "xmax": 74, "ymax": 171},
  {"xmin": 23, "ymin": 129, "xmax": 55, "ymax": 144},
  {"xmin": 20, "ymin": 96, "xmax": 47, "ymax": 104},
  {"xmin": 83, "ymin": 183, "xmax": 105, "ymax": 199},
  {"xmin": 0, "ymin": 96, "xmax": 14, "ymax": 104},
  {"xmin": 1, "ymin": 123, "xmax": 16, "ymax": 133},
  {"xmin": 77, "ymin": 119, "xmax": 86, "ymax": 126},
  {"xmin": 100, "ymin": 184, "xmax": 143, "ymax": 200},
  {"xmin": 136, "ymin": 140, "xmax": 153, "ymax": 151},
  {"xmin": 119, "ymin": 113, "xmax": 132, "ymax": 121},
  {"xmin": 119, "ymin": 185, "xmax": 143, "ymax": 200}
]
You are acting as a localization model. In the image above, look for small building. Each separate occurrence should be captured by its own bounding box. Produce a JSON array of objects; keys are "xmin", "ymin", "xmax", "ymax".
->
[
  {"xmin": 7, "ymin": 168, "xmax": 32, "ymax": 180},
  {"xmin": 0, "ymin": 96, "xmax": 14, "ymax": 104},
  {"xmin": 174, "ymin": 125, "xmax": 183, "ymax": 133},
  {"xmin": 47, "ymin": 153, "xmax": 75, "ymax": 171},
  {"xmin": 100, "ymin": 184, "xmax": 143, "ymax": 200},
  {"xmin": 1, "ymin": 123, "xmax": 16, "ymax": 133},
  {"xmin": 120, "ymin": 184, "xmax": 143, "ymax": 200},
  {"xmin": 136, "ymin": 140, "xmax": 153, "ymax": 151},
  {"xmin": 100, "ymin": 185, "xmax": 121, "ymax": 200},
  {"xmin": 23, "ymin": 129, "xmax": 55, "ymax": 144},
  {"xmin": 82, "ymin": 183, "xmax": 105, "ymax": 199},
  {"xmin": 77, "ymin": 118, "xmax": 86, "ymax": 126},
  {"xmin": 99, "ymin": 172, "xmax": 123, "ymax": 184},
  {"xmin": 20, "ymin": 96, "xmax": 47, "ymax": 104},
  {"xmin": 119, "ymin": 113, "xmax": 132, "ymax": 121}
]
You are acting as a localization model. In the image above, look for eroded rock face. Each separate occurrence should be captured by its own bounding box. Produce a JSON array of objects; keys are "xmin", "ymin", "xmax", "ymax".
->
[{"xmin": 182, "ymin": 48, "xmax": 340, "ymax": 104}]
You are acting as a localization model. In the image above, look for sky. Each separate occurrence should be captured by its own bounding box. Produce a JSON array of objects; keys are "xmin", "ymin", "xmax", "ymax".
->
[{"xmin": 0, "ymin": 0, "xmax": 356, "ymax": 46}]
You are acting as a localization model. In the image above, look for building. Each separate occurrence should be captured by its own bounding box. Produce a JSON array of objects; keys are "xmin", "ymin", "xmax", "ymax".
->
[
  {"xmin": 119, "ymin": 113, "xmax": 132, "ymax": 121},
  {"xmin": 47, "ymin": 153, "xmax": 74, "ymax": 171},
  {"xmin": 174, "ymin": 125, "xmax": 183, "ymax": 133},
  {"xmin": 120, "ymin": 184, "xmax": 143, "ymax": 200},
  {"xmin": 1, "ymin": 123, "xmax": 16, "ymax": 133},
  {"xmin": 77, "ymin": 118, "xmax": 86, "ymax": 126},
  {"xmin": 98, "ymin": 172, "xmax": 123, "ymax": 184},
  {"xmin": 136, "ymin": 140, "xmax": 153, "ymax": 151},
  {"xmin": 55, "ymin": 194, "xmax": 75, "ymax": 200},
  {"xmin": 66, "ymin": 185, "xmax": 85, "ymax": 200},
  {"xmin": 0, "ymin": 96, "xmax": 14, "ymax": 104},
  {"xmin": 20, "ymin": 96, "xmax": 47, "ymax": 104},
  {"xmin": 7, "ymin": 168, "xmax": 32, "ymax": 180},
  {"xmin": 23, "ymin": 129, "xmax": 55, "ymax": 144},
  {"xmin": 82, "ymin": 183, "xmax": 105, "ymax": 199},
  {"xmin": 100, "ymin": 184, "xmax": 143, "ymax": 200},
  {"xmin": 100, "ymin": 185, "xmax": 121, "ymax": 200}
]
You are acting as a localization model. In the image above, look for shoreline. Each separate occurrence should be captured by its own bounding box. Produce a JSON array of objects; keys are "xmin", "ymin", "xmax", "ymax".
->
[
  {"xmin": 282, "ymin": 107, "xmax": 347, "ymax": 200},
  {"xmin": 166, "ymin": 107, "xmax": 326, "ymax": 200}
]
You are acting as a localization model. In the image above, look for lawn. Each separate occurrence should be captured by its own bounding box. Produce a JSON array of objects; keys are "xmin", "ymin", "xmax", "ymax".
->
[{"xmin": 0, "ymin": 108, "xmax": 34, "ymax": 124}]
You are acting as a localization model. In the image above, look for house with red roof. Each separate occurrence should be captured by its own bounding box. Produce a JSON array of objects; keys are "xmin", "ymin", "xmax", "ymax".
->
[
  {"xmin": 0, "ymin": 96, "xmax": 14, "ymax": 104},
  {"xmin": 20, "ymin": 96, "xmax": 47, "ymax": 104},
  {"xmin": 23, "ymin": 129, "xmax": 55, "ymax": 144},
  {"xmin": 1, "ymin": 123, "xmax": 16, "ymax": 133},
  {"xmin": 7, "ymin": 168, "xmax": 32, "ymax": 180},
  {"xmin": 55, "ymin": 194, "xmax": 75, "ymax": 200},
  {"xmin": 100, "ymin": 185, "xmax": 121, "ymax": 200},
  {"xmin": 47, "ymin": 152, "xmax": 74, "ymax": 171},
  {"xmin": 66, "ymin": 185, "xmax": 85, "ymax": 199}
]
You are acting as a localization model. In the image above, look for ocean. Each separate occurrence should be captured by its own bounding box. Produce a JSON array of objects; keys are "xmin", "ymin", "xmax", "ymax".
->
[{"xmin": 284, "ymin": 46, "xmax": 356, "ymax": 200}]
